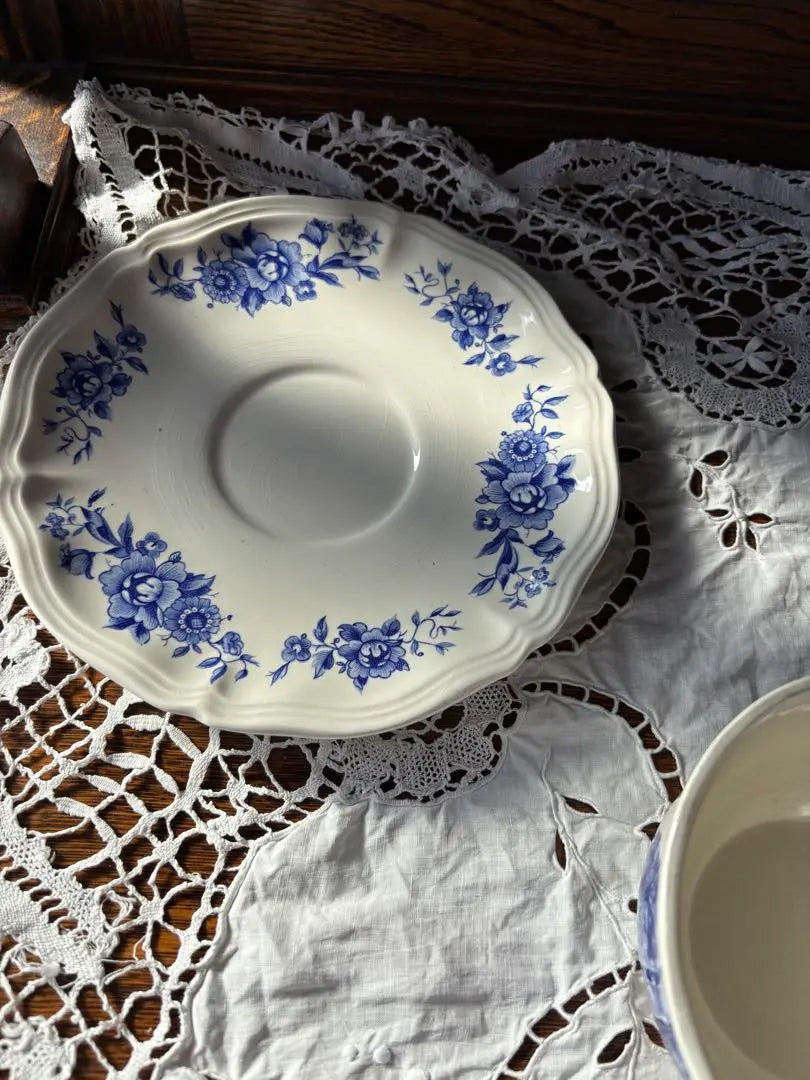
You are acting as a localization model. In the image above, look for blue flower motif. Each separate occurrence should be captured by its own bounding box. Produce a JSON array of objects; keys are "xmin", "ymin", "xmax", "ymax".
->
[
  {"xmin": 498, "ymin": 429, "xmax": 549, "ymax": 471},
  {"xmin": 490, "ymin": 352, "xmax": 517, "ymax": 377},
  {"xmin": 220, "ymin": 631, "xmax": 244, "ymax": 656},
  {"xmin": 153, "ymin": 219, "xmax": 381, "ymax": 318},
  {"xmin": 136, "ymin": 532, "xmax": 167, "ymax": 556},
  {"xmin": 43, "ymin": 512, "xmax": 69, "ymax": 540},
  {"xmin": 472, "ymin": 388, "xmax": 573, "ymax": 605},
  {"xmin": 115, "ymin": 326, "xmax": 146, "ymax": 351},
  {"xmin": 43, "ymin": 304, "xmax": 147, "ymax": 465},
  {"xmin": 530, "ymin": 531, "xmax": 565, "ymax": 563},
  {"xmin": 268, "ymin": 609, "xmax": 461, "ymax": 691},
  {"xmin": 198, "ymin": 259, "xmax": 247, "ymax": 304},
  {"xmin": 43, "ymin": 493, "xmax": 258, "ymax": 682},
  {"xmin": 337, "ymin": 622, "xmax": 408, "ymax": 685},
  {"xmin": 524, "ymin": 567, "xmax": 552, "ymax": 597},
  {"xmin": 59, "ymin": 544, "xmax": 94, "ymax": 579},
  {"xmin": 485, "ymin": 461, "xmax": 575, "ymax": 532},
  {"xmin": 100, "ymin": 552, "xmax": 187, "ymax": 632},
  {"xmin": 281, "ymin": 634, "xmax": 312, "ymax": 662},
  {"xmin": 53, "ymin": 355, "xmax": 131, "ymax": 416},
  {"xmin": 300, "ymin": 218, "xmax": 333, "ymax": 247},
  {"xmin": 293, "ymin": 280, "xmax": 317, "ymax": 301},
  {"xmin": 406, "ymin": 262, "xmax": 541, "ymax": 377},
  {"xmin": 474, "ymin": 509, "xmax": 499, "ymax": 532},
  {"xmin": 511, "ymin": 401, "xmax": 534, "ymax": 423},
  {"xmin": 338, "ymin": 215, "xmax": 368, "ymax": 243},
  {"xmin": 163, "ymin": 595, "xmax": 222, "ymax": 645},
  {"xmin": 227, "ymin": 230, "xmax": 308, "ymax": 309},
  {"xmin": 447, "ymin": 285, "xmax": 500, "ymax": 349}
]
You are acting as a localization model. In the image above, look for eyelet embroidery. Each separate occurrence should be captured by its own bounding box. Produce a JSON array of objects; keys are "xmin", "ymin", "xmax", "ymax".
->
[{"xmin": 688, "ymin": 450, "xmax": 774, "ymax": 552}]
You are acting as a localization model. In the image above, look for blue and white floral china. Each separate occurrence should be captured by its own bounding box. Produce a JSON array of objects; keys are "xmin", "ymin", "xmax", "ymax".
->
[
  {"xmin": 638, "ymin": 676, "xmax": 810, "ymax": 1079},
  {"xmin": 0, "ymin": 197, "xmax": 616, "ymax": 735}
]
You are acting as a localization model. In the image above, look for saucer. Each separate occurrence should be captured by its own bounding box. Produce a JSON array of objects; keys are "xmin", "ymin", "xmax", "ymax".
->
[{"xmin": 0, "ymin": 197, "xmax": 617, "ymax": 735}]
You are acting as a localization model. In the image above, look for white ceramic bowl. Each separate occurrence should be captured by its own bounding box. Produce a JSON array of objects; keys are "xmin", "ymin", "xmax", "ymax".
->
[{"xmin": 638, "ymin": 677, "xmax": 810, "ymax": 1079}]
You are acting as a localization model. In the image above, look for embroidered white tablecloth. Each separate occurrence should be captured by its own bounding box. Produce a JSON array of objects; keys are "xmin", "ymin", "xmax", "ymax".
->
[{"xmin": 1, "ymin": 79, "xmax": 809, "ymax": 1080}]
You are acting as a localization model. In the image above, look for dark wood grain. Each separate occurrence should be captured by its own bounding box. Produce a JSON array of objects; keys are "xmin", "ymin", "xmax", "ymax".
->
[
  {"xmin": 4, "ymin": 0, "xmax": 62, "ymax": 60},
  {"xmin": 57, "ymin": 0, "xmax": 189, "ymax": 61},
  {"xmin": 179, "ymin": 0, "xmax": 810, "ymax": 105},
  {"xmin": 67, "ymin": 0, "xmax": 810, "ymax": 168}
]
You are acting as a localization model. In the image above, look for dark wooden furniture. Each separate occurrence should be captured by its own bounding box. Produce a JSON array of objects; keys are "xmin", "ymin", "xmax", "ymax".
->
[
  {"xmin": 2, "ymin": 0, "xmax": 810, "ymax": 317},
  {"xmin": 0, "ymin": 3, "xmax": 807, "ymax": 1077}
]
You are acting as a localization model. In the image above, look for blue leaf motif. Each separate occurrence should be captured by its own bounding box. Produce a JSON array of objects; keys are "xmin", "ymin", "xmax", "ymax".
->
[
  {"xmin": 314, "ymin": 616, "xmax": 328, "ymax": 643},
  {"xmin": 181, "ymin": 573, "xmax": 216, "ymax": 596},
  {"xmin": 477, "ymin": 533, "xmax": 508, "ymax": 557},
  {"xmin": 82, "ymin": 508, "xmax": 117, "ymax": 546},
  {"xmin": 557, "ymin": 455, "xmax": 576, "ymax": 475},
  {"xmin": 118, "ymin": 514, "xmax": 134, "ymax": 553},
  {"xmin": 93, "ymin": 331, "xmax": 115, "ymax": 359},
  {"xmin": 313, "ymin": 650, "xmax": 334, "ymax": 678},
  {"xmin": 270, "ymin": 663, "xmax": 290, "ymax": 685},
  {"xmin": 471, "ymin": 577, "xmax": 496, "ymax": 596},
  {"xmin": 476, "ymin": 458, "xmax": 508, "ymax": 481}
]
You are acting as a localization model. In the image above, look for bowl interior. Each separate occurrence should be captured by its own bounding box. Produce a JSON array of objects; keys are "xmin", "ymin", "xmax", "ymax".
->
[{"xmin": 676, "ymin": 690, "xmax": 810, "ymax": 1079}]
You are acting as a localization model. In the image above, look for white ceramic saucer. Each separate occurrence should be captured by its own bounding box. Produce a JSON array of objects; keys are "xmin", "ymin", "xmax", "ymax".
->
[{"xmin": 0, "ymin": 197, "xmax": 617, "ymax": 735}]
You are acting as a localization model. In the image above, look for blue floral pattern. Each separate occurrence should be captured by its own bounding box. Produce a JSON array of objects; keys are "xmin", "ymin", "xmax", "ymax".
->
[
  {"xmin": 404, "ymin": 262, "xmax": 542, "ymax": 376},
  {"xmin": 472, "ymin": 385, "xmax": 574, "ymax": 607},
  {"xmin": 42, "ymin": 302, "xmax": 148, "ymax": 464},
  {"xmin": 150, "ymin": 216, "xmax": 381, "ymax": 316},
  {"xmin": 268, "ymin": 607, "xmax": 462, "ymax": 693},
  {"xmin": 40, "ymin": 491, "xmax": 258, "ymax": 684},
  {"xmin": 638, "ymin": 834, "xmax": 689, "ymax": 1076}
]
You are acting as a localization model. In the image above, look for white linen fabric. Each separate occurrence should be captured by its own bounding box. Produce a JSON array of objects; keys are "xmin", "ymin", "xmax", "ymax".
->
[{"xmin": 1, "ymin": 78, "xmax": 808, "ymax": 1080}]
